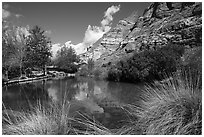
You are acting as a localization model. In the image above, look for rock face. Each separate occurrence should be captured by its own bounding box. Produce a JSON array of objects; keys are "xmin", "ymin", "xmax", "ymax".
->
[{"xmin": 81, "ymin": 2, "xmax": 202, "ymax": 73}]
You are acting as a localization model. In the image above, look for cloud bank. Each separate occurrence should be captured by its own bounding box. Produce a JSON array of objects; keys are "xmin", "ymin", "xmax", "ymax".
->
[
  {"xmin": 83, "ymin": 5, "xmax": 120, "ymax": 46},
  {"xmin": 2, "ymin": 3, "xmax": 23, "ymax": 20},
  {"xmin": 2, "ymin": 9, "xmax": 11, "ymax": 19},
  {"xmin": 101, "ymin": 5, "xmax": 120, "ymax": 28},
  {"xmin": 51, "ymin": 43, "xmax": 61, "ymax": 59},
  {"xmin": 51, "ymin": 5, "xmax": 120, "ymax": 58}
]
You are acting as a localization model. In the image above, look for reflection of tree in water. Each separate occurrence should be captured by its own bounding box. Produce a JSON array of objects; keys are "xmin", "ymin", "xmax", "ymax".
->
[
  {"xmin": 71, "ymin": 79, "xmax": 133, "ymax": 129},
  {"xmin": 106, "ymin": 81, "xmax": 144, "ymax": 105},
  {"xmin": 46, "ymin": 78, "xmax": 79, "ymax": 105},
  {"xmin": 89, "ymin": 81, "xmax": 144, "ymax": 129},
  {"xmin": 3, "ymin": 81, "xmax": 50, "ymax": 112},
  {"xmin": 3, "ymin": 78, "xmax": 145, "ymax": 129},
  {"xmin": 71, "ymin": 80, "xmax": 106, "ymax": 114}
]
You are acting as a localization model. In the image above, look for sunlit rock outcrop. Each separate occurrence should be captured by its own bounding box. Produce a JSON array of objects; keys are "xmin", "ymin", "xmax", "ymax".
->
[{"xmin": 81, "ymin": 2, "xmax": 202, "ymax": 72}]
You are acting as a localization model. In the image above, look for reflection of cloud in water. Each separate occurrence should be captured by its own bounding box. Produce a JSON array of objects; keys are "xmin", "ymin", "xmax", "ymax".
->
[
  {"xmin": 75, "ymin": 91, "xmax": 88, "ymax": 101},
  {"xmin": 47, "ymin": 87, "xmax": 58, "ymax": 101},
  {"xmin": 72, "ymin": 92, "xmax": 104, "ymax": 114},
  {"xmin": 71, "ymin": 81, "xmax": 125, "ymax": 114},
  {"xmin": 74, "ymin": 83, "xmax": 89, "ymax": 100},
  {"xmin": 72, "ymin": 82, "xmax": 104, "ymax": 114},
  {"xmin": 71, "ymin": 99, "xmax": 104, "ymax": 114},
  {"xmin": 93, "ymin": 86, "xmax": 107, "ymax": 99},
  {"xmin": 93, "ymin": 86, "xmax": 102, "ymax": 95}
]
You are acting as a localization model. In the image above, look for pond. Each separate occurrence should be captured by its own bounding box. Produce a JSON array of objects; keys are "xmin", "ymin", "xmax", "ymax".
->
[{"xmin": 2, "ymin": 77, "xmax": 145, "ymax": 129}]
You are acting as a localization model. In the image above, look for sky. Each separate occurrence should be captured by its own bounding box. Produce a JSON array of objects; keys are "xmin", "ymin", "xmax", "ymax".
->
[{"xmin": 2, "ymin": 2, "xmax": 151, "ymax": 56}]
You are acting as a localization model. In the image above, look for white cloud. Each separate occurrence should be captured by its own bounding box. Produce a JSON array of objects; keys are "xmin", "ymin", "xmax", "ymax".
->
[
  {"xmin": 82, "ymin": 5, "xmax": 120, "ymax": 48},
  {"xmin": 101, "ymin": 5, "xmax": 120, "ymax": 28},
  {"xmin": 15, "ymin": 14, "xmax": 23, "ymax": 18},
  {"xmin": 2, "ymin": 9, "xmax": 11, "ymax": 19},
  {"xmin": 51, "ymin": 42, "xmax": 86, "ymax": 58},
  {"xmin": 83, "ymin": 25, "xmax": 108, "ymax": 46},
  {"xmin": 55, "ymin": 5, "xmax": 120, "ymax": 56},
  {"xmin": 65, "ymin": 41, "xmax": 85, "ymax": 55},
  {"xmin": 64, "ymin": 41, "xmax": 72, "ymax": 46},
  {"xmin": 51, "ymin": 43, "xmax": 61, "ymax": 59},
  {"xmin": 3, "ymin": 3, "xmax": 23, "ymax": 20}
]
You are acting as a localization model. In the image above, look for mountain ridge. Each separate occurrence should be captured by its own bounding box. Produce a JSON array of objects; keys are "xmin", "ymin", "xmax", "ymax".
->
[{"xmin": 80, "ymin": 2, "xmax": 202, "ymax": 75}]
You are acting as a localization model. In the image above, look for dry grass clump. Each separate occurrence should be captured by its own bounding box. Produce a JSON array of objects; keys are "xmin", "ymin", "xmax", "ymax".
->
[
  {"xmin": 121, "ymin": 71, "xmax": 202, "ymax": 135},
  {"xmin": 2, "ymin": 100, "xmax": 112, "ymax": 135}
]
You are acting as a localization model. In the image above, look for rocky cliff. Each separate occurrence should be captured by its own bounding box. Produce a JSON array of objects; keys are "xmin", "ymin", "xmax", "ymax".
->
[{"xmin": 81, "ymin": 2, "xmax": 202, "ymax": 73}]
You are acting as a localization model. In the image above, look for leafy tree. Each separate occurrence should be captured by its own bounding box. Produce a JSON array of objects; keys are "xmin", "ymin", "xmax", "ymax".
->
[
  {"xmin": 54, "ymin": 46, "xmax": 80, "ymax": 73},
  {"xmin": 2, "ymin": 25, "xmax": 30, "ymax": 78},
  {"xmin": 87, "ymin": 58, "xmax": 94, "ymax": 74},
  {"xmin": 107, "ymin": 43, "xmax": 185, "ymax": 83},
  {"xmin": 78, "ymin": 65, "xmax": 89, "ymax": 76},
  {"xmin": 25, "ymin": 26, "xmax": 52, "ymax": 75}
]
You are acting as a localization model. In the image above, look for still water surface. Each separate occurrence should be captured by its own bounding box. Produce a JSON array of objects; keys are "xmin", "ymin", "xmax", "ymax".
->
[{"xmin": 2, "ymin": 77, "xmax": 144, "ymax": 128}]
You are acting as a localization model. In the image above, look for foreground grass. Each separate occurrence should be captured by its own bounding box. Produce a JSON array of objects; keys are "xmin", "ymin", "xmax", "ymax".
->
[
  {"xmin": 121, "ymin": 71, "xmax": 202, "ymax": 135},
  {"xmin": 2, "ymin": 100, "xmax": 111, "ymax": 135},
  {"xmin": 2, "ymin": 71, "xmax": 202, "ymax": 135}
]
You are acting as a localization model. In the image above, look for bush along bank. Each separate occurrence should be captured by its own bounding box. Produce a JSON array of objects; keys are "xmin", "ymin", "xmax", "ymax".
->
[{"xmin": 107, "ymin": 43, "xmax": 185, "ymax": 83}]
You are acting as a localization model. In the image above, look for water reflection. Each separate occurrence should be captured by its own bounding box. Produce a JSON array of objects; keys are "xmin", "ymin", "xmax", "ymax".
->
[
  {"xmin": 2, "ymin": 81, "xmax": 50, "ymax": 112},
  {"xmin": 3, "ymin": 77, "xmax": 144, "ymax": 128},
  {"xmin": 71, "ymin": 82, "xmax": 105, "ymax": 114},
  {"xmin": 47, "ymin": 87, "xmax": 58, "ymax": 101}
]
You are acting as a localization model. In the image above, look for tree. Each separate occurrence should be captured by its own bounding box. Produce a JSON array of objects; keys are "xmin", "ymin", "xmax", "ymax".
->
[
  {"xmin": 87, "ymin": 58, "xmax": 94, "ymax": 74},
  {"xmin": 2, "ymin": 25, "xmax": 14, "ymax": 79},
  {"xmin": 25, "ymin": 26, "xmax": 52, "ymax": 75},
  {"xmin": 107, "ymin": 43, "xmax": 185, "ymax": 83},
  {"xmin": 15, "ymin": 26, "xmax": 30, "ymax": 76},
  {"xmin": 54, "ymin": 46, "xmax": 80, "ymax": 73},
  {"xmin": 2, "ymin": 25, "xmax": 30, "ymax": 78}
]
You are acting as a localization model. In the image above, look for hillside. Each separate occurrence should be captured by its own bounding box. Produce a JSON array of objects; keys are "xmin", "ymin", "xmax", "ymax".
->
[{"xmin": 80, "ymin": 2, "xmax": 202, "ymax": 75}]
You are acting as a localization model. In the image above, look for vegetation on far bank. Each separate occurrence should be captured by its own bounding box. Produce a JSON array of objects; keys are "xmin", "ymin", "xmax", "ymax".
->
[
  {"xmin": 2, "ymin": 24, "xmax": 52, "ymax": 79},
  {"xmin": 76, "ymin": 58, "xmax": 103, "ymax": 79},
  {"xmin": 53, "ymin": 45, "xmax": 80, "ymax": 73},
  {"xmin": 107, "ymin": 42, "xmax": 201, "ymax": 84},
  {"xmin": 2, "ymin": 22, "xmax": 80, "ymax": 80}
]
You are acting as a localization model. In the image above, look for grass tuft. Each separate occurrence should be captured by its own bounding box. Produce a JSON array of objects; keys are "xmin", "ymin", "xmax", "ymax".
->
[
  {"xmin": 123, "ymin": 71, "xmax": 202, "ymax": 135},
  {"xmin": 2, "ymin": 99, "xmax": 112, "ymax": 135}
]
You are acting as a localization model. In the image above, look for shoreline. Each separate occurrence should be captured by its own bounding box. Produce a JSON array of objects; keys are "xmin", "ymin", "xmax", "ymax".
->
[
  {"xmin": 3, "ymin": 72, "xmax": 77, "ymax": 86},
  {"xmin": 3, "ymin": 75, "xmax": 52, "ymax": 86}
]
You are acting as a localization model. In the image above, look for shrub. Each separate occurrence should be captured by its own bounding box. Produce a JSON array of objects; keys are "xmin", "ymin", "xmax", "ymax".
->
[
  {"xmin": 2, "ymin": 100, "xmax": 112, "ymax": 135},
  {"xmin": 93, "ymin": 69, "xmax": 101, "ymax": 78},
  {"xmin": 121, "ymin": 72, "xmax": 202, "ymax": 135},
  {"xmin": 87, "ymin": 58, "xmax": 94, "ymax": 74},
  {"xmin": 181, "ymin": 46, "xmax": 202, "ymax": 89},
  {"xmin": 107, "ymin": 43, "xmax": 185, "ymax": 83},
  {"xmin": 78, "ymin": 66, "xmax": 89, "ymax": 77},
  {"xmin": 107, "ymin": 65, "xmax": 122, "ymax": 82}
]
